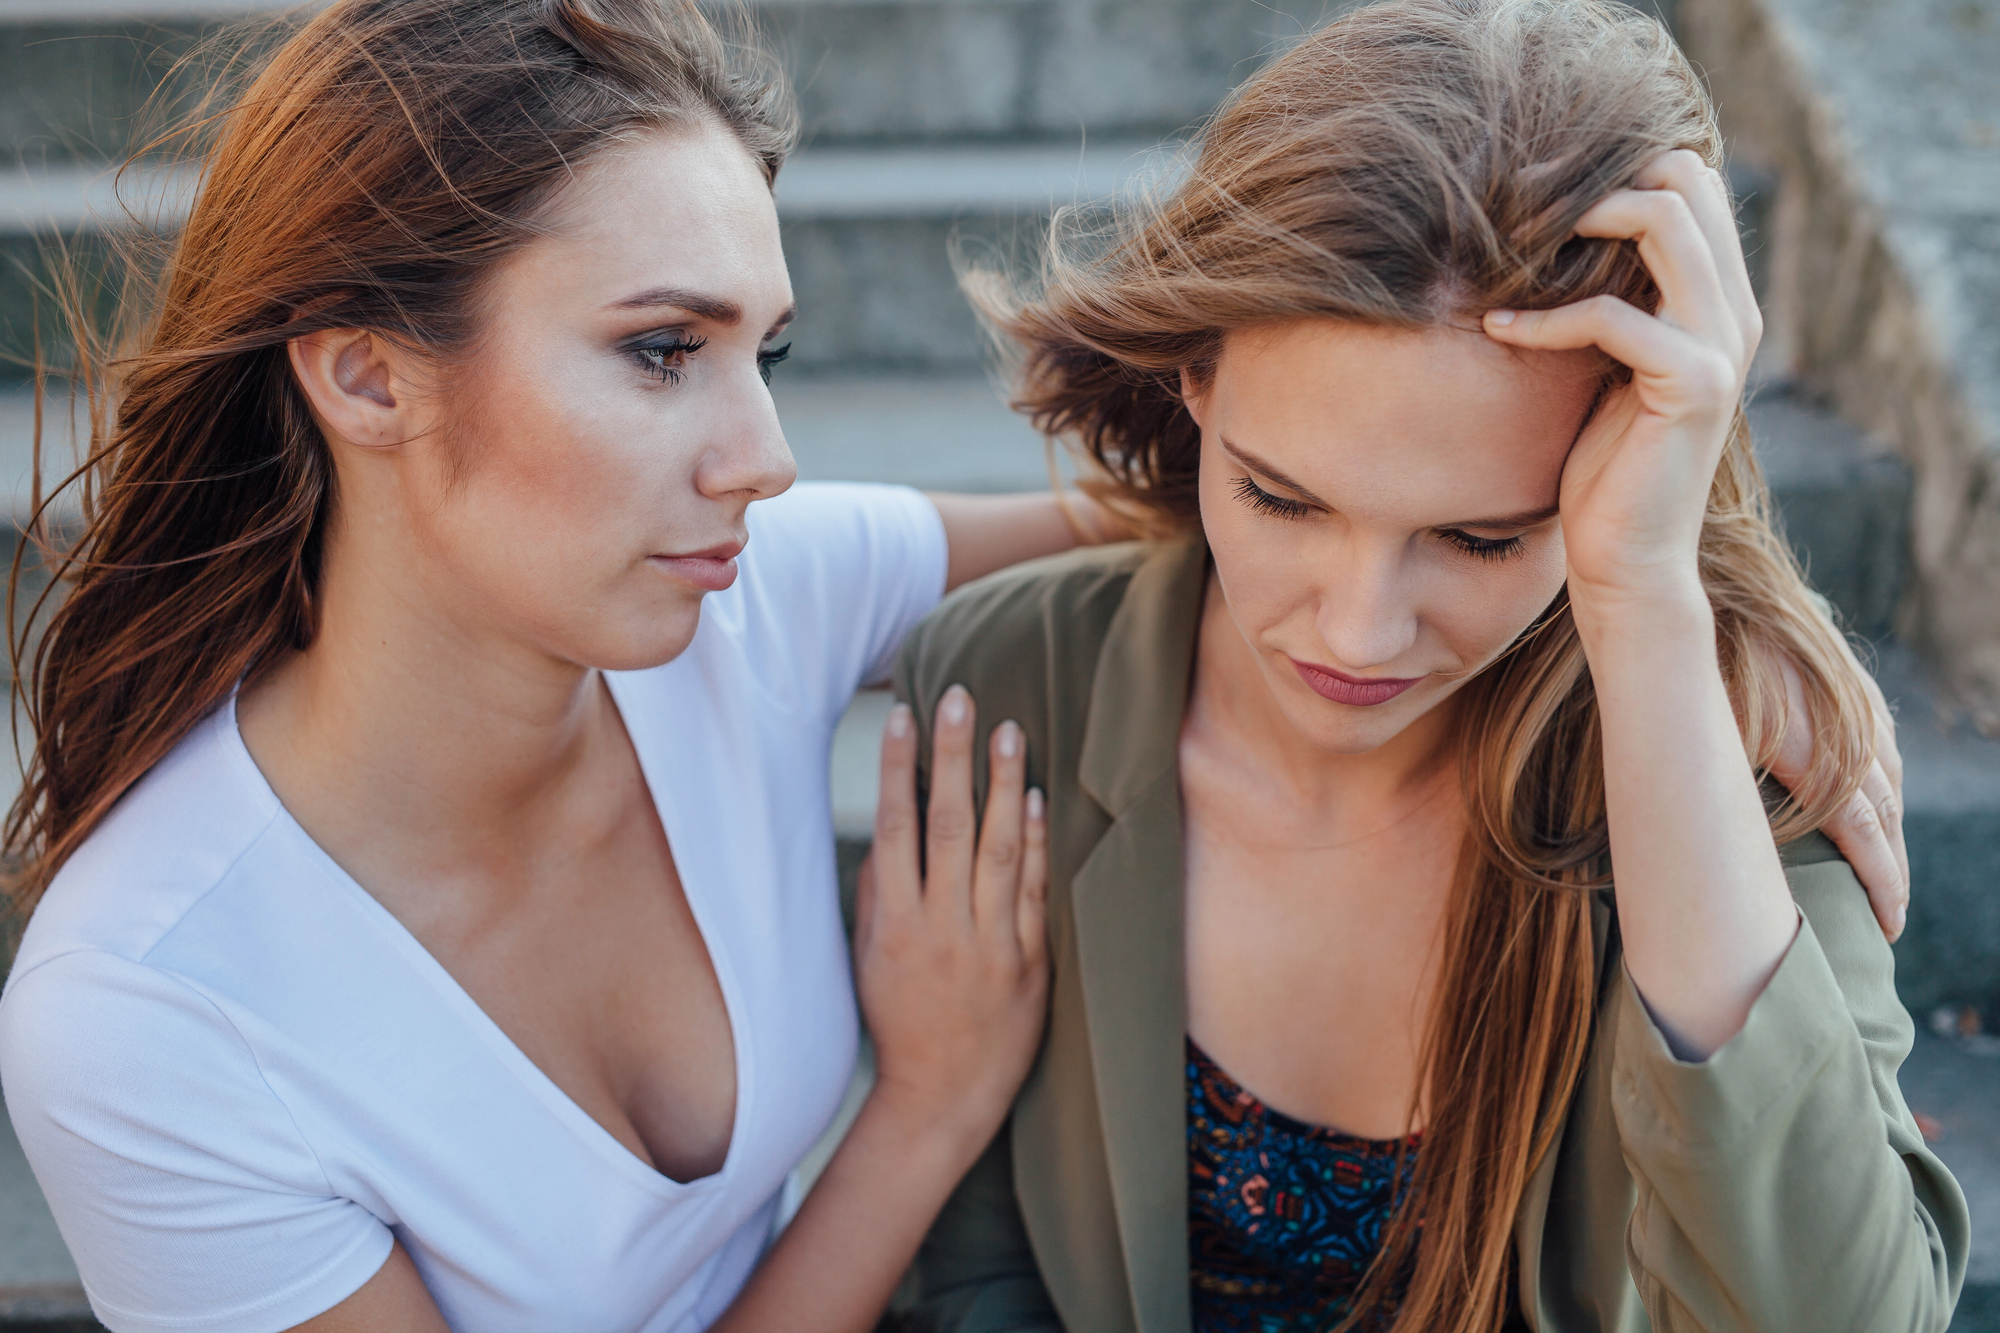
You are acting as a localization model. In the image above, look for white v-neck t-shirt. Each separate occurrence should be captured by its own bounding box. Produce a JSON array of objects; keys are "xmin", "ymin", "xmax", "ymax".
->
[{"xmin": 0, "ymin": 482, "xmax": 948, "ymax": 1333}]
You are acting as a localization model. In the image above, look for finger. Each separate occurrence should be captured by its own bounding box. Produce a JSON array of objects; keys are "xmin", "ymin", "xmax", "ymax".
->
[
  {"xmin": 870, "ymin": 704, "xmax": 923, "ymax": 915},
  {"xmin": 853, "ymin": 851, "xmax": 879, "ymax": 941},
  {"xmin": 1824, "ymin": 775, "xmax": 1908, "ymax": 941},
  {"xmin": 1861, "ymin": 758, "xmax": 1910, "ymax": 932},
  {"xmin": 1484, "ymin": 296, "xmax": 1737, "ymax": 412},
  {"xmin": 1632, "ymin": 150, "xmax": 1762, "ymax": 353},
  {"xmin": 925, "ymin": 685, "xmax": 979, "ymax": 920},
  {"xmin": 1017, "ymin": 787, "xmax": 1049, "ymax": 968},
  {"xmin": 971, "ymin": 720, "xmax": 1028, "ymax": 941},
  {"xmin": 1861, "ymin": 667, "xmax": 1905, "ymax": 792},
  {"xmin": 1574, "ymin": 187, "xmax": 1738, "ymax": 353}
]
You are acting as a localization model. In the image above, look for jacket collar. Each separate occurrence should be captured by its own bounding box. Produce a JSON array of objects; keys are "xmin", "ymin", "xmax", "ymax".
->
[{"xmin": 1077, "ymin": 536, "xmax": 1208, "ymax": 817}]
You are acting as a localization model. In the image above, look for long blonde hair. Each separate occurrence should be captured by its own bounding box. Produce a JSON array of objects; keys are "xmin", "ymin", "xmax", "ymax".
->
[{"xmin": 968, "ymin": 0, "xmax": 1872, "ymax": 1327}]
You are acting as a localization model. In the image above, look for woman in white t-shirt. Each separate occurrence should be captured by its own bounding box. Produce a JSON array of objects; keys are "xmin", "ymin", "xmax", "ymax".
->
[
  {"xmin": 0, "ymin": 2, "xmax": 1911, "ymax": 1332},
  {"xmin": 0, "ymin": 2, "xmax": 1095, "ymax": 1329}
]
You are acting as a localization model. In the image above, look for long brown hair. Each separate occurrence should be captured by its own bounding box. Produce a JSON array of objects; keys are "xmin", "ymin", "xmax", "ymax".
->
[
  {"xmin": 968, "ymin": 0, "xmax": 1872, "ymax": 1327},
  {"xmin": 4, "ymin": 0, "xmax": 795, "ymax": 913}
]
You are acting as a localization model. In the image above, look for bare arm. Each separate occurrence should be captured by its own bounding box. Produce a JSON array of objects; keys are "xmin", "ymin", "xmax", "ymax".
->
[
  {"xmin": 930, "ymin": 491, "xmax": 1126, "ymax": 592},
  {"xmin": 1487, "ymin": 150, "xmax": 1802, "ymax": 1060}
]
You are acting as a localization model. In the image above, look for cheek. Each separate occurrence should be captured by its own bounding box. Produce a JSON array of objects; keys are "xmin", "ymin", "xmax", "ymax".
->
[{"xmin": 1427, "ymin": 535, "xmax": 1569, "ymax": 668}]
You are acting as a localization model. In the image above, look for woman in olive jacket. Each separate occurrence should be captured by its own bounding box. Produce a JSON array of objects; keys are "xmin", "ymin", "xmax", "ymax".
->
[{"xmin": 879, "ymin": 1, "xmax": 1969, "ymax": 1330}]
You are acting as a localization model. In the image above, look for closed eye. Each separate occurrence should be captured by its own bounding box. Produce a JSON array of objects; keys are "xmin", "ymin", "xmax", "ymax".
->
[
  {"xmin": 757, "ymin": 342, "xmax": 791, "ymax": 386},
  {"xmin": 1233, "ymin": 474, "xmax": 1314, "ymax": 520},
  {"xmin": 1436, "ymin": 528, "xmax": 1527, "ymax": 561}
]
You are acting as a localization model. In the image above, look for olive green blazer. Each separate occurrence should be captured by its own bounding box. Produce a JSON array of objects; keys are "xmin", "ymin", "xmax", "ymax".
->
[{"xmin": 889, "ymin": 537, "xmax": 1968, "ymax": 1333}]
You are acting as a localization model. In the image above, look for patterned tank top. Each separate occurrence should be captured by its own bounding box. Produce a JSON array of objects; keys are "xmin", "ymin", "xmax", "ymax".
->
[{"xmin": 1186, "ymin": 1037, "xmax": 1418, "ymax": 1333}]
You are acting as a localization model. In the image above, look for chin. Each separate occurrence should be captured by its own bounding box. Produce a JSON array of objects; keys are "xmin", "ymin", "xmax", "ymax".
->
[
  {"xmin": 567, "ymin": 603, "xmax": 706, "ymax": 674},
  {"xmin": 1281, "ymin": 684, "xmax": 1438, "ymax": 757}
]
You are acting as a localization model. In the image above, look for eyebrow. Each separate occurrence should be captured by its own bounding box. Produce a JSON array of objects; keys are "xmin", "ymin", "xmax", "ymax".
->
[
  {"xmin": 608, "ymin": 287, "xmax": 799, "ymax": 335},
  {"xmin": 1222, "ymin": 439, "xmax": 1562, "ymax": 531}
]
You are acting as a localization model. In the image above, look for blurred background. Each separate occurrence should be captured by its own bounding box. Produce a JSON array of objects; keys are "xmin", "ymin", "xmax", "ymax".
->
[{"xmin": 0, "ymin": 0, "xmax": 1995, "ymax": 1326}]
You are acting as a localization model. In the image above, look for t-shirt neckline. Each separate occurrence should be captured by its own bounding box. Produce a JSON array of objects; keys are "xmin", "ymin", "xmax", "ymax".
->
[{"xmin": 217, "ymin": 685, "xmax": 751, "ymax": 1202}]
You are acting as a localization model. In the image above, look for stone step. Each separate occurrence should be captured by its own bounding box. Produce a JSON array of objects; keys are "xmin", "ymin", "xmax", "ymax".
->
[
  {"xmin": 0, "ymin": 0, "xmax": 1329, "ymax": 168},
  {"xmin": 0, "ymin": 1096, "xmax": 88, "ymax": 1322},
  {"xmin": 1681, "ymin": 0, "xmax": 2000, "ymax": 731},
  {"xmin": 0, "ymin": 136, "xmax": 1169, "ymax": 379}
]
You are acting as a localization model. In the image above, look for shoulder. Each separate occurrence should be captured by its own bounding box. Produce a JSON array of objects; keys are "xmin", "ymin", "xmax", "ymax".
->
[
  {"xmin": 741, "ymin": 481, "xmax": 943, "ymax": 580},
  {"xmin": 9, "ymin": 705, "xmax": 282, "ymax": 978},
  {"xmin": 899, "ymin": 540, "xmax": 1162, "ymax": 698}
]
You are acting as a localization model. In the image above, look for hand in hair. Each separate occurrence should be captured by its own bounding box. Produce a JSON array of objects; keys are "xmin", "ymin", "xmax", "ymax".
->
[
  {"xmin": 1482, "ymin": 149, "xmax": 1818, "ymax": 1060},
  {"xmin": 1770, "ymin": 641, "xmax": 1910, "ymax": 938},
  {"xmin": 1482, "ymin": 149, "xmax": 1762, "ymax": 606}
]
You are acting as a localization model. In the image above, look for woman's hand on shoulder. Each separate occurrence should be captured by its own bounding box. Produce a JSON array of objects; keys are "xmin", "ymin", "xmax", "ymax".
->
[
  {"xmin": 1766, "ymin": 637, "xmax": 1911, "ymax": 939},
  {"xmin": 855, "ymin": 684, "xmax": 1050, "ymax": 1144},
  {"xmin": 1481, "ymin": 149, "xmax": 1758, "ymax": 621}
]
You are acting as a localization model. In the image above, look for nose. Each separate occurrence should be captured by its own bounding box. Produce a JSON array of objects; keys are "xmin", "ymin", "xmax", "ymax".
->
[
  {"xmin": 696, "ymin": 364, "xmax": 797, "ymax": 502},
  {"xmin": 1314, "ymin": 536, "xmax": 1420, "ymax": 671}
]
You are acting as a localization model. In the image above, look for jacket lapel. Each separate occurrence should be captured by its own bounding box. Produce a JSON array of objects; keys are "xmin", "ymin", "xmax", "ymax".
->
[{"xmin": 1066, "ymin": 537, "xmax": 1207, "ymax": 1333}]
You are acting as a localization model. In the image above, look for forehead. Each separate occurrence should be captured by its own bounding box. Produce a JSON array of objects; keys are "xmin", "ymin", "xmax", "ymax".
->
[
  {"xmin": 1210, "ymin": 320, "xmax": 1599, "ymax": 522},
  {"xmin": 499, "ymin": 121, "xmax": 791, "ymax": 314}
]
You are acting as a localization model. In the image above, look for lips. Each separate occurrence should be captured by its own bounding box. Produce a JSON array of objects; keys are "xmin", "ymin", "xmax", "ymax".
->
[
  {"xmin": 1289, "ymin": 658, "xmax": 1425, "ymax": 707},
  {"xmin": 649, "ymin": 540, "xmax": 743, "ymax": 593}
]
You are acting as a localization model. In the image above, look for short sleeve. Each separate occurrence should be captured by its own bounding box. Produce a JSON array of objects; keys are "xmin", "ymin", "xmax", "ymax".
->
[
  {"xmin": 0, "ymin": 950, "xmax": 394, "ymax": 1333},
  {"xmin": 738, "ymin": 482, "xmax": 949, "ymax": 715}
]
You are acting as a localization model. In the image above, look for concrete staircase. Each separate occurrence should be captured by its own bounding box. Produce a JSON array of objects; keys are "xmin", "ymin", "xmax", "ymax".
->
[{"xmin": 0, "ymin": 0, "xmax": 1994, "ymax": 1327}]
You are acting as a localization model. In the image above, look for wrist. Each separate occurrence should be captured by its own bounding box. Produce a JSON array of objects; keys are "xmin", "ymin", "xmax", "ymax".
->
[
  {"xmin": 861, "ymin": 1070, "xmax": 1011, "ymax": 1167},
  {"xmin": 1567, "ymin": 570, "xmax": 1714, "ymax": 650}
]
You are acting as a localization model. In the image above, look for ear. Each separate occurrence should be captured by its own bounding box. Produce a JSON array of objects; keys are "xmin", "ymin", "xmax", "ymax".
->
[
  {"xmin": 288, "ymin": 330, "xmax": 416, "ymax": 448},
  {"xmin": 1178, "ymin": 366, "xmax": 1210, "ymax": 430}
]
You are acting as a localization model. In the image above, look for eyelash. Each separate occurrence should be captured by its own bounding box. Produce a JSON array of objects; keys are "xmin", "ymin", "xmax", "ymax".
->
[
  {"xmin": 1436, "ymin": 529, "xmax": 1527, "ymax": 562},
  {"xmin": 1232, "ymin": 474, "xmax": 1313, "ymax": 520},
  {"xmin": 757, "ymin": 342, "xmax": 791, "ymax": 386},
  {"xmin": 631, "ymin": 337, "xmax": 794, "ymax": 386},
  {"xmin": 1232, "ymin": 475, "xmax": 1528, "ymax": 562},
  {"xmin": 634, "ymin": 335, "xmax": 706, "ymax": 385}
]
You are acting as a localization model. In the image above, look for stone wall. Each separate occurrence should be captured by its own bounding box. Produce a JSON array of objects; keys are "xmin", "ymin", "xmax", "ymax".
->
[{"xmin": 1679, "ymin": 0, "xmax": 2000, "ymax": 729}]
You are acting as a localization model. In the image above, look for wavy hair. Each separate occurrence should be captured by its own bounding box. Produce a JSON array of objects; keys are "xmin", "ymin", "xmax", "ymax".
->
[
  {"xmin": 966, "ymin": 0, "xmax": 1872, "ymax": 1327},
  {"xmin": 5, "ymin": 0, "xmax": 795, "ymax": 912}
]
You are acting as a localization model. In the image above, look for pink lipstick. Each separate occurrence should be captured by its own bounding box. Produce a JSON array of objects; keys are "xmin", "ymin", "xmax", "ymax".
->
[
  {"xmin": 650, "ymin": 541, "xmax": 743, "ymax": 592},
  {"xmin": 1290, "ymin": 658, "xmax": 1424, "ymax": 707}
]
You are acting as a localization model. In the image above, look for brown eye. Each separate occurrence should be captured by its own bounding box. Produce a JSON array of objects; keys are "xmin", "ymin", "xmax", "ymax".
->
[{"xmin": 633, "ymin": 335, "xmax": 708, "ymax": 385}]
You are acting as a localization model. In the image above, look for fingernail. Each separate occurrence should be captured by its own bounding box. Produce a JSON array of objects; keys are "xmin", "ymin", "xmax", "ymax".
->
[
  {"xmin": 1487, "ymin": 309, "xmax": 1518, "ymax": 326},
  {"xmin": 1026, "ymin": 788, "xmax": 1045, "ymax": 820},
  {"xmin": 1896, "ymin": 905, "xmax": 1907, "ymax": 934},
  {"xmin": 886, "ymin": 703, "xmax": 912, "ymax": 739},
  {"xmin": 997, "ymin": 720, "xmax": 1020, "ymax": 758},
  {"xmin": 941, "ymin": 686, "xmax": 968, "ymax": 727}
]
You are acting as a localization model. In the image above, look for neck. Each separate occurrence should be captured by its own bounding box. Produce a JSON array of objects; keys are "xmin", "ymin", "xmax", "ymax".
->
[
  {"xmin": 237, "ymin": 512, "xmax": 620, "ymax": 867},
  {"xmin": 1188, "ymin": 572, "xmax": 1457, "ymax": 828}
]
